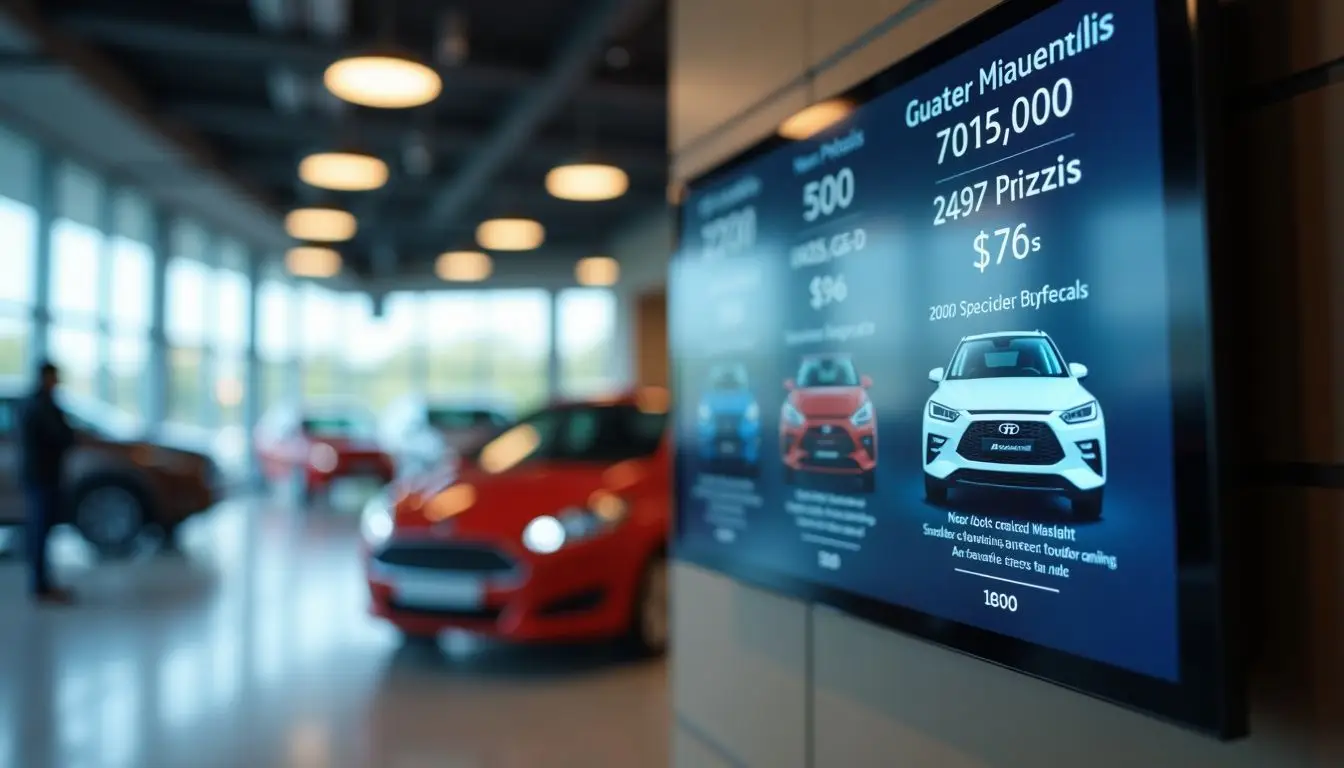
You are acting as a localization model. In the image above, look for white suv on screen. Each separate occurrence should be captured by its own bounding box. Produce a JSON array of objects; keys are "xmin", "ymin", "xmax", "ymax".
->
[{"xmin": 922, "ymin": 331, "xmax": 1105, "ymax": 519}]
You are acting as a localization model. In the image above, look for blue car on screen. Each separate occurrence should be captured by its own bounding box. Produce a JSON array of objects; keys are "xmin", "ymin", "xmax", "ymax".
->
[{"xmin": 697, "ymin": 363, "xmax": 761, "ymax": 473}]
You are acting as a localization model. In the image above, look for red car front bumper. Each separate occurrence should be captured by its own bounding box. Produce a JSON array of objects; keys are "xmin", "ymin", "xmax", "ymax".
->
[
  {"xmin": 365, "ymin": 530, "xmax": 647, "ymax": 642},
  {"xmin": 780, "ymin": 419, "xmax": 878, "ymax": 475}
]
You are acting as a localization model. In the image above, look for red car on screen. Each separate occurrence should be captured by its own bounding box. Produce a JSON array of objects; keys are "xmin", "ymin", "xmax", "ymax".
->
[
  {"xmin": 255, "ymin": 402, "xmax": 396, "ymax": 503},
  {"xmin": 360, "ymin": 389, "xmax": 671, "ymax": 654},
  {"xmin": 779, "ymin": 353, "xmax": 878, "ymax": 492}
]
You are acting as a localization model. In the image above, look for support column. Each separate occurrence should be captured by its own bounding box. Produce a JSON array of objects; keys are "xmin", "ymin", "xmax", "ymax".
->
[
  {"xmin": 243, "ymin": 248, "xmax": 263, "ymax": 486},
  {"xmin": 547, "ymin": 288, "xmax": 562, "ymax": 401},
  {"xmin": 199, "ymin": 233, "xmax": 219, "ymax": 430},
  {"xmin": 145, "ymin": 208, "xmax": 171, "ymax": 434},
  {"xmin": 96, "ymin": 182, "xmax": 116, "ymax": 404},
  {"xmin": 29, "ymin": 147, "xmax": 55, "ymax": 368}
]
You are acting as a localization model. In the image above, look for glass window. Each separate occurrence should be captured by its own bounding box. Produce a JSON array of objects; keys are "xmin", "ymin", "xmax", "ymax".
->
[
  {"xmin": 299, "ymin": 285, "xmax": 344, "ymax": 399},
  {"xmin": 50, "ymin": 219, "xmax": 103, "ymax": 322},
  {"xmin": 558, "ymin": 288, "xmax": 617, "ymax": 397},
  {"xmin": 257, "ymin": 279, "xmax": 292, "ymax": 361},
  {"xmin": 0, "ymin": 312, "xmax": 29, "ymax": 379},
  {"xmin": 364, "ymin": 292, "xmax": 421, "ymax": 412},
  {"xmin": 167, "ymin": 346, "xmax": 204, "ymax": 424},
  {"xmin": 485, "ymin": 290, "xmax": 550, "ymax": 413},
  {"xmin": 165, "ymin": 257, "xmax": 210, "ymax": 346},
  {"xmin": 425, "ymin": 292, "xmax": 487, "ymax": 398},
  {"xmin": 214, "ymin": 267, "xmax": 250, "ymax": 351},
  {"xmin": 215, "ymin": 353, "xmax": 245, "ymax": 428},
  {"xmin": 947, "ymin": 336, "xmax": 1067, "ymax": 380},
  {"xmin": 109, "ymin": 334, "xmax": 148, "ymax": 420},
  {"xmin": 108, "ymin": 234, "xmax": 153, "ymax": 332},
  {"xmin": 47, "ymin": 326, "xmax": 99, "ymax": 398},
  {"xmin": 0, "ymin": 195, "xmax": 37, "ymax": 307}
]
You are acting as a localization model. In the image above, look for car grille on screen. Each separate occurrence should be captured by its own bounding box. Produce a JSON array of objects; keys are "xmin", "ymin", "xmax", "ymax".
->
[
  {"xmin": 374, "ymin": 543, "xmax": 516, "ymax": 574},
  {"xmin": 800, "ymin": 427, "xmax": 860, "ymax": 469},
  {"xmin": 715, "ymin": 414, "xmax": 742, "ymax": 435},
  {"xmin": 956, "ymin": 420, "xmax": 1064, "ymax": 465}
]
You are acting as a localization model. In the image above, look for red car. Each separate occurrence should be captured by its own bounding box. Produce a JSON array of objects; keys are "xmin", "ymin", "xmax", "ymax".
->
[
  {"xmin": 255, "ymin": 401, "xmax": 396, "ymax": 503},
  {"xmin": 360, "ymin": 389, "xmax": 671, "ymax": 654},
  {"xmin": 779, "ymin": 353, "xmax": 878, "ymax": 492}
]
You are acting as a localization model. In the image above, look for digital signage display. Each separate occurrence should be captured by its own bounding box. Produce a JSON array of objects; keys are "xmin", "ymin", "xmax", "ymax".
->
[{"xmin": 671, "ymin": 0, "xmax": 1243, "ymax": 736}]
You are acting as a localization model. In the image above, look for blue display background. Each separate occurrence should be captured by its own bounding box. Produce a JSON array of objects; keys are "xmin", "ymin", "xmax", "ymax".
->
[{"xmin": 673, "ymin": 0, "xmax": 1180, "ymax": 681}]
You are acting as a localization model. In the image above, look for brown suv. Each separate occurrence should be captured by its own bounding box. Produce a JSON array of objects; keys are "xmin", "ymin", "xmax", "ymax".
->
[{"xmin": 0, "ymin": 386, "xmax": 221, "ymax": 557}]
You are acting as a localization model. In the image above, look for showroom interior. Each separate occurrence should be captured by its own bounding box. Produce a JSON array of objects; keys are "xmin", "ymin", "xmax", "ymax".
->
[{"xmin": 1, "ymin": 0, "xmax": 1341, "ymax": 766}]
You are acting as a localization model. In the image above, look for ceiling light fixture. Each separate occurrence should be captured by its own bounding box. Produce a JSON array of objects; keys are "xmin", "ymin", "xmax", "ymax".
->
[
  {"xmin": 324, "ymin": 53, "xmax": 442, "ymax": 109},
  {"xmin": 545, "ymin": 163, "xmax": 630, "ymax": 202},
  {"xmin": 285, "ymin": 207, "xmax": 357, "ymax": 242},
  {"xmin": 435, "ymin": 250, "xmax": 493, "ymax": 282},
  {"xmin": 298, "ymin": 151, "xmax": 390, "ymax": 191},
  {"xmin": 475, "ymin": 218, "xmax": 545, "ymax": 251},
  {"xmin": 778, "ymin": 98, "xmax": 855, "ymax": 140},
  {"xmin": 575, "ymin": 256, "xmax": 619, "ymax": 286},
  {"xmin": 286, "ymin": 246, "xmax": 342, "ymax": 278}
]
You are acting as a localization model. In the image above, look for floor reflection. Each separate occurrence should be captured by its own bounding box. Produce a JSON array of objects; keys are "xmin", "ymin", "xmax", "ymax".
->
[{"xmin": 0, "ymin": 497, "xmax": 669, "ymax": 768}]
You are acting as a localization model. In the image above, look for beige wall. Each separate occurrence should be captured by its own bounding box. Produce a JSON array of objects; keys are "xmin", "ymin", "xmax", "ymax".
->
[{"xmin": 668, "ymin": 0, "xmax": 1344, "ymax": 765}]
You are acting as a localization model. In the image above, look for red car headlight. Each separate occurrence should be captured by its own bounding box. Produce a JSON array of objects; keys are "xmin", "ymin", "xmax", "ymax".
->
[{"xmin": 521, "ymin": 495, "xmax": 629, "ymax": 555}]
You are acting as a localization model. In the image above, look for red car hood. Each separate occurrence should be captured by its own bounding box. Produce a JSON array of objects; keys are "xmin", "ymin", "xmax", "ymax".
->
[
  {"xmin": 791, "ymin": 387, "xmax": 866, "ymax": 418},
  {"xmin": 395, "ymin": 463, "xmax": 612, "ymax": 539}
]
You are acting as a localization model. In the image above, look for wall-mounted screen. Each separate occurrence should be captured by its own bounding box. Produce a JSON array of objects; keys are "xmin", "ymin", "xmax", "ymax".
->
[{"xmin": 671, "ymin": 0, "xmax": 1243, "ymax": 736}]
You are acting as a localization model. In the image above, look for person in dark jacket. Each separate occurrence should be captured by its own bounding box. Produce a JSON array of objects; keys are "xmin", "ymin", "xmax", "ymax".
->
[{"xmin": 18, "ymin": 361, "xmax": 77, "ymax": 603}]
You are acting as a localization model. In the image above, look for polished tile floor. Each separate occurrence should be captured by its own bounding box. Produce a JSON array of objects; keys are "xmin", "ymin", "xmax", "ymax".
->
[{"xmin": 0, "ymin": 498, "xmax": 669, "ymax": 768}]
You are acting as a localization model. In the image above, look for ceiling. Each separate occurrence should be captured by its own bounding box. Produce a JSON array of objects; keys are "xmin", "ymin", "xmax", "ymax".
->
[{"xmin": 23, "ymin": 0, "xmax": 668, "ymax": 281}]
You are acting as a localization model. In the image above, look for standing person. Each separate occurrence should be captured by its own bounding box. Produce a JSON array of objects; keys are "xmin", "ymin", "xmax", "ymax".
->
[{"xmin": 18, "ymin": 361, "xmax": 77, "ymax": 604}]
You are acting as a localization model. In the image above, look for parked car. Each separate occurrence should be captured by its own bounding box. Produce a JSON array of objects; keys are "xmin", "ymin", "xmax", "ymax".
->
[
  {"xmin": 695, "ymin": 362, "xmax": 761, "ymax": 473},
  {"xmin": 360, "ymin": 388, "xmax": 671, "ymax": 654},
  {"xmin": 255, "ymin": 401, "xmax": 395, "ymax": 504},
  {"xmin": 378, "ymin": 394, "xmax": 513, "ymax": 478},
  {"xmin": 0, "ymin": 385, "xmax": 221, "ymax": 557},
  {"xmin": 922, "ymin": 330, "xmax": 1106, "ymax": 519},
  {"xmin": 779, "ymin": 353, "xmax": 878, "ymax": 491}
]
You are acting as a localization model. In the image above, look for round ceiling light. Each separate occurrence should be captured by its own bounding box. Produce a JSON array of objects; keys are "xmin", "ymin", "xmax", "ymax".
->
[
  {"xmin": 435, "ymin": 251, "xmax": 493, "ymax": 282},
  {"xmin": 299, "ymin": 151, "xmax": 389, "ymax": 192},
  {"xmin": 545, "ymin": 163, "xmax": 629, "ymax": 201},
  {"xmin": 475, "ymin": 218, "xmax": 545, "ymax": 251},
  {"xmin": 575, "ymin": 256, "xmax": 619, "ymax": 286},
  {"xmin": 285, "ymin": 207, "xmax": 357, "ymax": 242},
  {"xmin": 778, "ymin": 98, "xmax": 855, "ymax": 140},
  {"xmin": 324, "ymin": 54, "xmax": 442, "ymax": 109},
  {"xmin": 285, "ymin": 246, "xmax": 342, "ymax": 279}
]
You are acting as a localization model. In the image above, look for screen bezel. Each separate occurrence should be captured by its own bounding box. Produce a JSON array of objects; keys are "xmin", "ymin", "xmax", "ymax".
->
[{"xmin": 670, "ymin": 0, "xmax": 1245, "ymax": 738}]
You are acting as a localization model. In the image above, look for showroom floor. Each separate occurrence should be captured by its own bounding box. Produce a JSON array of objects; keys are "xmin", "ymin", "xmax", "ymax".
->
[{"xmin": 0, "ymin": 497, "xmax": 669, "ymax": 768}]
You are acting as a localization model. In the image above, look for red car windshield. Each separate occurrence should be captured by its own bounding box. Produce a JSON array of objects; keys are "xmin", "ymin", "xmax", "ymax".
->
[
  {"xmin": 472, "ymin": 404, "xmax": 665, "ymax": 468},
  {"xmin": 796, "ymin": 357, "xmax": 859, "ymax": 387}
]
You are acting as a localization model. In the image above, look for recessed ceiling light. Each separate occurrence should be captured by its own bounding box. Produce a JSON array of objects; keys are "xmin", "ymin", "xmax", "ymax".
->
[
  {"xmin": 285, "ymin": 207, "xmax": 357, "ymax": 242},
  {"xmin": 575, "ymin": 256, "xmax": 619, "ymax": 286},
  {"xmin": 435, "ymin": 251, "xmax": 493, "ymax": 282},
  {"xmin": 298, "ymin": 151, "xmax": 389, "ymax": 192},
  {"xmin": 285, "ymin": 246, "xmax": 342, "ymax": 278},
  {"xmin": 324, "ymin": 53, "xmax": 442, "ymax": 109},
  {"xmin": 778, "ymin": 98, "xmax": 855, "ymax": 140},
  {"xmin": 475, "ymin": 218, "xmax": 545, "ymax": 251},
  {"xmin": 545, "ymin": 163, "xmax": 630, "ymax": 202}
]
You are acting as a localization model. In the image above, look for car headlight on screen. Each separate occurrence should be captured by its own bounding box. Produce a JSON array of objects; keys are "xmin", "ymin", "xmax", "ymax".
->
[
  {"xmin": 850, "ymin": 400, "xmax": 873, "ymax": 427},
  {"xmin": 1060, "ymin": 400, "xmax": 1099, "ymax": 424},
  {"xmin": 309, "ymin": 442, "xmax": 339, "ymax": 472},
  {"xmin": 781, "ymin": 402, "xmax": 805, "ymax": 427},
  {"xmin": 928, "ymin": 401, "xmax": 960, "ymax": 422},
  {"xmin": 521, "ymin": 495, "xmax": 629, "ymax": 554},
  {"xmin": 360, "ymin": 491, "xmax": 394, "ymax": 547},
  {"xmin": 744, "ymin": 402, "xmax": 760, "ymax": 422}
]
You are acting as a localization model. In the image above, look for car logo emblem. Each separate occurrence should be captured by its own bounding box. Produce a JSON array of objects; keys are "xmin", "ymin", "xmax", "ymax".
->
[
  {"xmin": 822, "ymin": 425, "xmax": 833, "ymax": 434},
  {"xmin": 999, "ymin": 423, "xmax": 1021, "ymax": 435}
]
